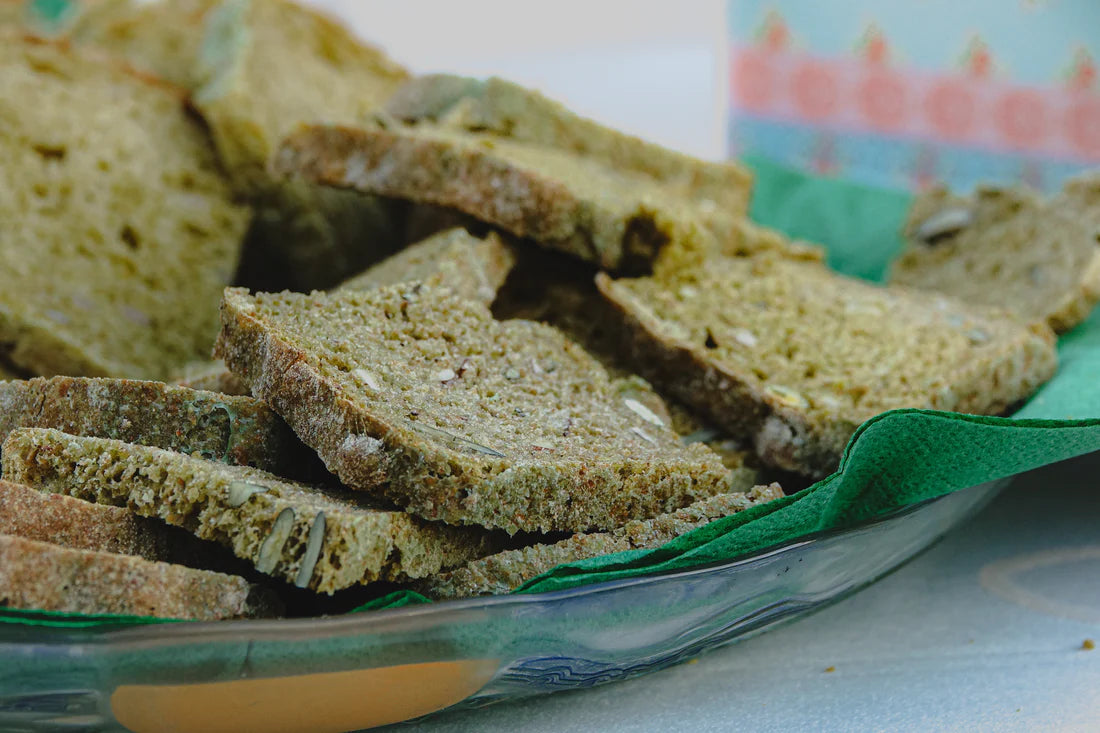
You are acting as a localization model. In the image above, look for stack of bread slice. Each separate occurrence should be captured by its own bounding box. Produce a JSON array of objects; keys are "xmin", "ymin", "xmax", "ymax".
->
[{"xmin": 0, "ymin": 0, "xmax": 1079, "ymax": 618}]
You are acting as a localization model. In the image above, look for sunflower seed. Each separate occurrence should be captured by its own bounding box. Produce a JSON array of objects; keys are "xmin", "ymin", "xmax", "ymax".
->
[
  {"xmin": 407, "ymin": 421, "xmax": 506, "ymax": 458},
  {"xmin": 622, "ymin": 398, "xmax": 666, "ymax": 427},
  {"xmin": 681, "ymin": 428, "xmax": 720, "ymax": 444},
  {"xmin": 732, "ymin": 328, "xmax": 758, "ymax": 348},
  {"xmin": 351, "ymin": 368, "xmax": 381, "ymax": 391},
  {"xmin": 256, "ymin": 507, "xmax": 295, "ymax": 575},
  {"xmin": 630, "ymin": 426, "xmax": 658, "ymax": 444},
  {"xmin": 226, "ymin": 481, "xmax": 268, "ymax": 508},
  {"xmin": 916, "ymin": 206, "xmax": 972, "ymax": 244},
  {"xmin": 763, "ymin": 384, "xmax": 808, "ymax": 409},
  {"xmin": 294, "ymin": 512, "xmax": 326, "ymax": 589}
]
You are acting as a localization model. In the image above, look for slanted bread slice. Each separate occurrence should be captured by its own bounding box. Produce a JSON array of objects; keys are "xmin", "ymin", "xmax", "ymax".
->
[
  {"xmin": 421, "ymin": 483, "xmax": 783, "ymax": 599},
  {"xmin": 215, "ymin": 285, "xmax": 732, "ymax": 534},
  {"xmin": 597, "ymin": 253, "xmax": 1058, "ymax": 477},
  {"xmin": 337, "ymin": 228, "xmax": 516, "ymax": 305},
  {"xmin": 0, "ymin": 479, "xmax": 174, "ymax": 561},
  {"xmin": 891, "ymin": 176, "xmax": 1100, "ymax": 333},
  {"xmin": 2, "ymin": 428, "xmax": 502, "ymax": 593},
  {"xmin": 0, "ymin": 35, "xmax": 249, "ymax": 378},
  {"xmin": 0, "ymin": 533, "xmax": 278, "ymax": 620},
  {"xmin": 192, "ymin": 0, "xmax": 411, "ymax": 291},
  {"xmin": 0, "ymin": 377, "xmax": 305, "ymax": 475},
  {"xmin": 384, "ymin": 74, "xmax": 754, "ymax": 220}
]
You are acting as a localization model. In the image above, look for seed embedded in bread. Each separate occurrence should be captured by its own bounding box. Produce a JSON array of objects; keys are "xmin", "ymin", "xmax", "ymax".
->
[
  {"xmin": 0, "ymin": 532, "xmax": 278, "ymax": 620},
  {"xmin": 891, "ymin": 176, "xmax": 1100, "ymax": 333},
  {"xmin": 421, "ymin": 483, "xmax": 784, "ymax": 599},
  {"xmin": 0, "ymin": 34, "xmax": 249, "ymax": 378},
  {"xmin": 596, "ymin": 252, "xmax": 1059, "ymax": 477},
  {"xmin": 2, "ymin": 428, "xmax": 503, "ymax": 593},
  {"xmin": 337, "ymin": 227, "xmax": 516, "ymax": 305},
  {"xmin": 169, "ymin": 359, "xmax": 250, "ymax": 396},
  {"xmin": 215, "ymin": 285, "xmax": 733, "ymax": 534}
]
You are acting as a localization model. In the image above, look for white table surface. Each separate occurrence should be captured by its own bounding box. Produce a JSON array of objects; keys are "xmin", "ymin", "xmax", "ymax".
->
[{"xmin": 387, "ymin": 452, "xmax": 1100, "ymax": 732}]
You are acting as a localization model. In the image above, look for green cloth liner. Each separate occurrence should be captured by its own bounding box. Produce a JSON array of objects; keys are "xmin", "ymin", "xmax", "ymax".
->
[{"xmin": 5, "ymin": 156, "xmax": 1098, "ymax": 626}]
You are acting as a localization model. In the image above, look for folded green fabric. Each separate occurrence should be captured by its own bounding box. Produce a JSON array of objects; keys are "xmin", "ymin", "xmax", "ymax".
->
[{"xmin": 6, "ymin": 156, "xmax": 1098, "ymax": 626}]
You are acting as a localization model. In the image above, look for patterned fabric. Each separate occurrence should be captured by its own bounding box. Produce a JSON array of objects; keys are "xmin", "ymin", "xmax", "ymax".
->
[{"xmin": 728, "ymin": 0, "xmax": 1100, "ymax": 192}]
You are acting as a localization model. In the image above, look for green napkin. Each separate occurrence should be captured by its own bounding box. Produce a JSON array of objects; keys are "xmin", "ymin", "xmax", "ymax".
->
[{"xmin": 6, "ymin": 156, "xmax": 1099, "ymax": 626}]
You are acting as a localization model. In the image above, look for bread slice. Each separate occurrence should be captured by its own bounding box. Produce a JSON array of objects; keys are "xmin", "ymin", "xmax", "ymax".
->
[
  {"xmin": 890, "ymin": 176, "xmax": 1100, "ymax": 333},
  {"xmin": 0, "ymin": 377, "xmax": 307, "ymax": 475},
  {"xmin": 0, "ymin": 479, "xmax": 175, "ymax": 560},
  {"xmin": 337, "ymin": 228, "xmax": 516, "ymax": 305},
  {"xmin": 3, "ymin": 428, "xmax": 503, "ymax": 593},
  {"xmin": 385, "ymin": 74, "xmax": 754, "ymax": 219},
  {"xmin": 169, "ymin": 360, "xmax": 250, "ymax": 396},
  {"xmin": 0, "ymin": 35, "xmax": 249, "ymax": 378},
  {"xmin": 596, "ymin": 253, "xmax": 1059, "ymax": 477},
  {"xmin": 215, "ymin": 285, "xmax": 732, "ymax": 534},
  {"xmin": 0, "ymin": 532, "xmax": 277, "ymax": 620},
  {"xmin": 421, "ymin": 483, "xmax": 784, "ymax": 599}
]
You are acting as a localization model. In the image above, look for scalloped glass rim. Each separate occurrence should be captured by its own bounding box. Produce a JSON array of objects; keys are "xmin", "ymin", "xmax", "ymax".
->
[
  {"xmin": 4, "ymin": 480, "xmax": 1001, "ymax": 643},
  {"xmin": 0, "ymin": 480, "xmax": 1003, "ymax": 731}
]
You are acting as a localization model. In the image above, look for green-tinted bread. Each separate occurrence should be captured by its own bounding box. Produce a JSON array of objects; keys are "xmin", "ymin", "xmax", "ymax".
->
[{"xmin": 0, "ymin": 532, "xmax": 278, "ymax": 619}]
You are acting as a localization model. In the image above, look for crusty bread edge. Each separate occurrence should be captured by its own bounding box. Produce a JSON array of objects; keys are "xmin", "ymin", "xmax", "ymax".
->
[
  {"xmin": 214, "ymin": 287, "xmax": 730, "ymax": 533},
  {"xmin": 596, "ymin": 273, "xmax": 1059, "ymax": 477}
]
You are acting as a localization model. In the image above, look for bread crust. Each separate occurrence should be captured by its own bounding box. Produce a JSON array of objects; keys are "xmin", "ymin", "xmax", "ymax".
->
[
  {"xmin": 0, "ymin": 532, "xmax": 277, "ymax": 620},
  {"xmin": 215, "ymin": 286, "xmax": 732, "ymax": 534}
]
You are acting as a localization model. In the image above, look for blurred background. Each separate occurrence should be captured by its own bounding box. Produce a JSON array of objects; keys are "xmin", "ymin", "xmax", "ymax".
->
[{"xmin": 318, "ymin": 0, "xmax": 1100, "ymax": 194}]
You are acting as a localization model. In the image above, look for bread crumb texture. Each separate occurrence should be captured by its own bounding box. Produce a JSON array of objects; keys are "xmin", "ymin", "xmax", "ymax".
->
[
  {"xmin": 0, "ymin": 35, "xmax": 249, "ymax": 378},
  {"xmin": 216, "ymin": 285, "xmax": 733, "ymax": 533}
]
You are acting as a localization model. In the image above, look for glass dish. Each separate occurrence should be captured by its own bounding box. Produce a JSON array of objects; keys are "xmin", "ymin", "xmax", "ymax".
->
[{"xmin": 0, "ymin": 480, "xmax": 1002, "ymax": 732}]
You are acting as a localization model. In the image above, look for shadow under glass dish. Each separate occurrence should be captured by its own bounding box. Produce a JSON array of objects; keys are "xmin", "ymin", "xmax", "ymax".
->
[{"xmin": 0, "ymin": 480, "xmax": 1003, "ymax": 732}]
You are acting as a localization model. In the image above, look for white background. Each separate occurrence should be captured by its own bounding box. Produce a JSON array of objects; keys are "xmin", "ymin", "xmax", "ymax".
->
[{"xmin": 309, "ymin": 0, "xmax": 727, "ymax": 159}]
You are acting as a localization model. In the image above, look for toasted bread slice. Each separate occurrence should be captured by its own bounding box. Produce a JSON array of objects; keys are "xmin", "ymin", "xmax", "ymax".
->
[
  {"xmin": 2, "ymin": 428, "xmax": 502, "ymax": 593},
  {"xmin": 190, "ymin": 0, "xmax": 411, "ymax": 291},
  {"xmin": 0, "ymin": 533, "xmax": 278, "ymax": 619},
  {"xmin": 597, "ymin": 253, "xmax": 1058, "ymax": 477},
  {"xmin": 0, "ymin": 479, "xmax": 174, "ymax": 560},
  {"xmin": 0, "ymin": 377, "xmax": 306, "ymax": 475},
  {"xmin": 385, "ymin": 74, "xmax": 754, "ymax": 218},
  {"xmin": 215, "ymin": 285, "xmax": 732, "ymax": 534},
  {"xmin": 273, "ymin": 114, "xmax": 776, "ymax": 273}
]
